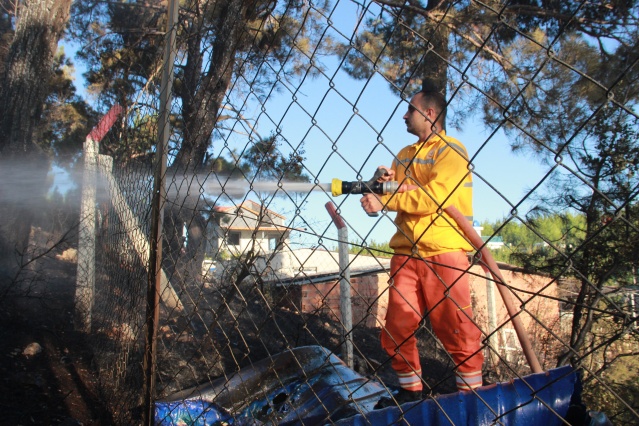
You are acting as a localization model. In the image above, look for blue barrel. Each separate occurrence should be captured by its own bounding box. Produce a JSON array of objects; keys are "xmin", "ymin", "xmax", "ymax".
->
[{"xmin": 335, "ymin": 366, "xmax": 578, "ymax": 426}]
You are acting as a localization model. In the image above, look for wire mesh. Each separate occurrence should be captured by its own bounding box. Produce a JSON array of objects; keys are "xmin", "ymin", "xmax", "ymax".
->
[{"xmin": 79, "ymin": 0, "xmax": 639, "ymax": 424}]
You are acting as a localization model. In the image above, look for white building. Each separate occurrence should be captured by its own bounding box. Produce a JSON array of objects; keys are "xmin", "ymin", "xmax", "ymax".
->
[{"xmin": 209, "ymin": 200, "xmax": 291, "ymax": 257}]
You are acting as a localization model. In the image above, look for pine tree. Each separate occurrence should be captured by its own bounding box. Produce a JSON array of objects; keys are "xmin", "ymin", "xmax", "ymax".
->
[{"xmin": 0, "ymin": 0, "xmax": 74, "ymax": 279}]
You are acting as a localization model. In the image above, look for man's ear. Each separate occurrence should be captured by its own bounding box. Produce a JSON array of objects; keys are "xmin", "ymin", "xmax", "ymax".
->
[{"xmin": 426, "ymin": 107, "xmax": 436, "ymax": 122}]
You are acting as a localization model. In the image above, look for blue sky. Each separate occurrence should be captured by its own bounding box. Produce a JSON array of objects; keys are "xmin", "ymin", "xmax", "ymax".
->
[
  {"xmin": 212, "ymin": 62, "xmax": 552, "ymax": 248},
  {"xmin": 63, "ymin": 1, "xmax": 552, "ymax": 248},
  {"xmin": 212, "ymin": 1, "xmax": 552, "ymax": 247}
]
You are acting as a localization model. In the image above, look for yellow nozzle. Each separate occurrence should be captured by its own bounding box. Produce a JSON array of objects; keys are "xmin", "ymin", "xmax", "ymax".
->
[{"xmin": 331, "ymin": 178, "xmax": 343, "ymax": 196}]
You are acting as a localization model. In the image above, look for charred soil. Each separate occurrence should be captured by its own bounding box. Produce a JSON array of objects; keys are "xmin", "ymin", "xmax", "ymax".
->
[{"xmin": 0, "ymin": 252, "xmax": 113, "ymax": 425}]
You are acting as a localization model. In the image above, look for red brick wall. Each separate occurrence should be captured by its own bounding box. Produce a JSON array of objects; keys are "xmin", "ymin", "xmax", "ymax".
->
[
  {"xmin": 289, "ymin": 264, "xmax": 564, "ymax": 370},
  {"xmin": 467, "ymin": 265, "xmax": 563, "ymax": 369},
  {"xmin": 292, "ymin": 273, "xmax": 389, "ymax": 328}
]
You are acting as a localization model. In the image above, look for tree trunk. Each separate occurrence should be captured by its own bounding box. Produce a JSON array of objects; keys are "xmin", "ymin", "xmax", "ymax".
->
[
  {"xmin": 0, "ymin": 0, "xmax": 72, "ymax": 279},
  {"xmin": 175, "ymin": 0, "xmax": 249, "ymax": 170},
  {"xmin": 0, "ymin": 0, "xmax": 72, "ymax": 153},
  {"xmin": 165, "ymin": 0, "xmax": 251, "ymax": 294},
  {"xmin": 557, "ymin": 185, "xmax": 605, "ymax": 367},
  {"xmin": 420, "ymin": 5, "xmax": 450, "ymax": 95}
]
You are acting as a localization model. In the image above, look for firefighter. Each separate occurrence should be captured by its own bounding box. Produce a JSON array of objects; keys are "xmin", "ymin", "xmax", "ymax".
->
[{"xmin": 360, "ymin": 85, "xmax": 484, "ymax": 408}]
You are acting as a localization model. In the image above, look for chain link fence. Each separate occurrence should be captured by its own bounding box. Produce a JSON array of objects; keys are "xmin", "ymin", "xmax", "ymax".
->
[{"xmin": 75, "ymin": 0, "xmax": 639, "ymax": 424}]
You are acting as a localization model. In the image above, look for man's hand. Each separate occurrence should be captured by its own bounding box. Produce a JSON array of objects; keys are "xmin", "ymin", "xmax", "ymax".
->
[
  {"xmin": 360, "ymin": 193, "xmax": 384, "ymax": 214},
  {"xmin": 375, "ymin": 166, "xmax": 395, "ymax": 182}
]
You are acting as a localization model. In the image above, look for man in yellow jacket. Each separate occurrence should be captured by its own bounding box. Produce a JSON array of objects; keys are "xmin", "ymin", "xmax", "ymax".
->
[{"xmin": 361, "ymin": 88, "xmax": 484, "ymax": 408}]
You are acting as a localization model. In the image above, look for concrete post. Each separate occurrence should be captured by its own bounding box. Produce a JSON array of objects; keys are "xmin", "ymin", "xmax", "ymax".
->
[
  {"xmin": 74, "ymin": 104, "xmax": 124, "ymax": 332},
  {"xmin": 75, "ymin": 136, "xmax": 98, "ymax": 332},
  {"xmin": 486, "ymin": 271, "xmax": 501, "ymax": 372}
]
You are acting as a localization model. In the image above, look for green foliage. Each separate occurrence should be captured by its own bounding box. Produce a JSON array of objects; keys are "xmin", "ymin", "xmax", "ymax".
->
[
  {"xmin": 486, "ymin": 246, "xmax": 512, "ymax": 264},
  {"xmin": 480, "ymin": 212, "xmax": 585, "ymax": 268},
  {"xmin": 71, "ymin": 1, "xmax": 165, "ymax": 103},
  {"xmin": 341, "ymin": 6, "xmax": 448, "ymax": 95},
  {"xmin": 41, "ymin": 48, "xmax": 96, "ymax": 165},
  {"xmin": 349, "ymin": 240, "xmax": 393, "ymax": 258},
  {"xmin": 342, "ymin": 1, "xmax": 638, "ymax": 134},
  {"xmin": 101, "ymin": 111, "xmax": 157, "ymax": 165},
  {"xmin": 581, "ymin": 323, "xmax": 639, "ymax": 424},
  {"xmin": 238, "ymin": 133, "xmax": 310, "ymax": 183},
  {"xmin": 202, "ymin": 132, "xmax": 310, "ymax": 183},
  {"xmin": 217, "ymin": 250, "xmax": 232, "ymax": 262},
  {"xmin": 70, "ymin": 0, "xmax": 336, "ymax": 168}
]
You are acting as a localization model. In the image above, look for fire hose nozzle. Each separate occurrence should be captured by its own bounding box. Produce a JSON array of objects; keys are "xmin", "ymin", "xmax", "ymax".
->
[{"xmin": 331, "ymin": 178, "xmax": 398, "ymax": 196}]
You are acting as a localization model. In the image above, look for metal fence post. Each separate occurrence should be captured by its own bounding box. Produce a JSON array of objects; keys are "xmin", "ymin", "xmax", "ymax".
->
[
  {"xmin": 143, "ymin": 0, "xmax": 179, "ymax": 423},
  {"xmin": 325, "ymin": 202, "xmax": 353, "ymax": 368}
]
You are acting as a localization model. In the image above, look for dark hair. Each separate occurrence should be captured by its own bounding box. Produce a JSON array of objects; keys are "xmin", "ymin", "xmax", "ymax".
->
[
  {"xmin": 419, "ymin": 78, "xmax": 447, "ymax": 129},
  {"xmin": 419, "ymin": 90, "xmax": 447, "ymax": 130}
]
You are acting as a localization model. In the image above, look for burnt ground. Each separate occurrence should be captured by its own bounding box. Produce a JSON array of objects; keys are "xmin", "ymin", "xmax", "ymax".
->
[
  {"xmin": 0, "ymin": 242, "xmax": 461, "ymax": 426},
  {"xmin": 0, "ymin": 253, "xmax": 113, "ymax": 425}
]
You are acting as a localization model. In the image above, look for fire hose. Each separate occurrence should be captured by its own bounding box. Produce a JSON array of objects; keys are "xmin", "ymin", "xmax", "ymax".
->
[{"xmin": 330, "ymin": 171, "xmax": 543, "ymax": 374}]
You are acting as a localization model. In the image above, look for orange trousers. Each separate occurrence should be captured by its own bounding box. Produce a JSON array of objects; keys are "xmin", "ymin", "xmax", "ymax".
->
[{"xmin": 381, "ymin": 252, "xmax": 484, "ymax": 391}]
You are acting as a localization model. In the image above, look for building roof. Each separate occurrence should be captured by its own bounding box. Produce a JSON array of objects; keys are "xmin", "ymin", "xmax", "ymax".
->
[
  {"xmin": 214, "ymin": 200, "xmax": 286, "ymax": 220},
  {"xmin": 214, "ymin": 200, "xmax": 290, "ymax": 232}
]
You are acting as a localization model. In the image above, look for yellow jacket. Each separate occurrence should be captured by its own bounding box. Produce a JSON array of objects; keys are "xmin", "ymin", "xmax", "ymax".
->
[{"xmin": 380, "ymin": 130, "xmax": 474, "ymax": 257}]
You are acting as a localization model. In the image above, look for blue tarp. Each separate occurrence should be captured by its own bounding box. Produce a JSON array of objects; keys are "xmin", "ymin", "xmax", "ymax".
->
[{"xmin": 155, "ymin": 346, "xmax": 385, "ymax": 425}]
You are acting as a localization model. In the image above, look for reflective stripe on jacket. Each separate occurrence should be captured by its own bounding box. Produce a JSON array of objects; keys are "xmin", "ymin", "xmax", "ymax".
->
[{"xmin": 380, "ymin": 130, "xmax": 474, "ymax": 257}]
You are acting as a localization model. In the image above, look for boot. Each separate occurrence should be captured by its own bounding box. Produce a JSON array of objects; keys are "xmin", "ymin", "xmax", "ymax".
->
[{"xmin": 374, "ymin": 388, "xmax": 423, "ymax": 409}]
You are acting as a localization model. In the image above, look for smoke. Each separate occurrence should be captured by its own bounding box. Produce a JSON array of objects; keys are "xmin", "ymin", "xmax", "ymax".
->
[
  {"xmin": 0, "ymin": 160, "xmax": 83, "ymax": 261},
  {"xmin": 0, "ymin": 160, "xmax": 78, "ymax": 208}
]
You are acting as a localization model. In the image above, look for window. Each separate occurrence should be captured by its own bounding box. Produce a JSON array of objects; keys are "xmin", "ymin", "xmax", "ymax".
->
[
  {"xmin": 269, "ymin": 237, "xmax": 280, "ymax": 251},
  {"xmin": 227, "ymin": 231, "xmax": 240, "ymax": 246}
]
